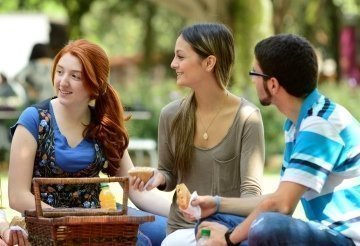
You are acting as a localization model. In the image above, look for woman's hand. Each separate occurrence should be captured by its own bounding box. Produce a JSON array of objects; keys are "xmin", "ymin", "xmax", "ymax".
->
[
  {"xmin": 186, "ymin": 195, "xmax": 218, "ymax": 219},
  {"xmin": 0, "ymin": 238, "xmax": 6, "ymax": 246},
  {"xmin": 130, "ymin": 169, "xmax": 165, "ymax": 191},
  {"xmin": 2, "ymin": 228, "xmax": 30, "ymax": 246}
]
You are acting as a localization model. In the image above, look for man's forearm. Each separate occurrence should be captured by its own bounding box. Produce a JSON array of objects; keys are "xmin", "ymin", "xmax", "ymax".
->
[
  {"xmin": 228, "ymin": 203, "xmax": 267, "ymax": 244},
  {"xmin": 221, "ymin": 194, "xmax": 272, "ymax": 244}
]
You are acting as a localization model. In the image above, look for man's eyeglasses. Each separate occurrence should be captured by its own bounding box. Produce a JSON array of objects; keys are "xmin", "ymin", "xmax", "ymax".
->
[{"xmin": 249, "ymin": 70, "xmax": 270, "ymax": 79}]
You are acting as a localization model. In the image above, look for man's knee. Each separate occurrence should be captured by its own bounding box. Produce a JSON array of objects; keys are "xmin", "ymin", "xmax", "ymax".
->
[{"xmin": 248, "ymin": 212, "xmax": 288, "ymax": 245}]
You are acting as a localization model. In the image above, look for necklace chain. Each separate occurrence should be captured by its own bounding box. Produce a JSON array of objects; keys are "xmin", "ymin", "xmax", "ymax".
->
[{"xmin": 197, "ymin": 92, "xmax": 228, "ymax": 141}]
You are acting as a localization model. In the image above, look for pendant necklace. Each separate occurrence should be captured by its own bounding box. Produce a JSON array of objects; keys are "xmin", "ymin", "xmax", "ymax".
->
[{"xmin": 197, "ymin": 92, "xmax": 228, "ymax": 141}]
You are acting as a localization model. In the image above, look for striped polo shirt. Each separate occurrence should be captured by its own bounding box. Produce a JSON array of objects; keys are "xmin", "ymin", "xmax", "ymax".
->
[{"xmin": 281, "ymin": 89, "xmax": 360, "ymax": 244}]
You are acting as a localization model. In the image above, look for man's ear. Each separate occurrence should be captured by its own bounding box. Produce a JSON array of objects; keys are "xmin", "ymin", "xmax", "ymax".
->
[
  {"xmin": 268, "ymin": 77, "xmax": 280, "ymax": 95},
  {"xmin": 204, "ymin": 55, "xmax": 216, "ymax": 72}
]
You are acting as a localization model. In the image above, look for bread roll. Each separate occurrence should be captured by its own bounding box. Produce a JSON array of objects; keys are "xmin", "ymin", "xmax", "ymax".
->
[
  {"xmin": 10, "ymin": 216, "xmax": 26, "ymax": 230},
  {"xmin": 176, "ymin": 183, "xmax": 191, "ymax": 210},
  {"xmin": 128, "ymin": 166, "xmax": 154, "ymax": 183}
]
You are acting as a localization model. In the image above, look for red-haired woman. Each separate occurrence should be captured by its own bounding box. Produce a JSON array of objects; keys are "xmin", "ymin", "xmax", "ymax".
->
[{"xmin": 8, "ymin": 39, "xmax": 169, "ymax": 245}]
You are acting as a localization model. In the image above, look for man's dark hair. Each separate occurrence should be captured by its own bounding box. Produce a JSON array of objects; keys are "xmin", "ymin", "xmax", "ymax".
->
[{"xmin": 254, "ymin": 34, "xmax": 318, "ymax": 98}]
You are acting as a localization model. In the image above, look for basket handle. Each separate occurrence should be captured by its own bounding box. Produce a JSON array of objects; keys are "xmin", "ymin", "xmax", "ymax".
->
[{"xmin": 32, "ymin": 177, "xmax": 129, "ymax": 217}]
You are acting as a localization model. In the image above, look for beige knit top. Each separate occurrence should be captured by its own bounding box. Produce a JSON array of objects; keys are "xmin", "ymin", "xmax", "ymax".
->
[{"xmin": 157, "ymin": 98, "xmax": 265, "ymax": 234}]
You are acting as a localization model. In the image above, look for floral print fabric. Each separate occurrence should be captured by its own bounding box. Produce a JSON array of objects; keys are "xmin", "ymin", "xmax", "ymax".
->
[{"xmin": 33, "ymin": 100, "xmax": 107, "ymax": 208}]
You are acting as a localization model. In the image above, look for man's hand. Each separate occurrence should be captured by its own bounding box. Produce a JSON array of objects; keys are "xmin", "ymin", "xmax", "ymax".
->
[
  {"xmin": 197, "ymin": 221, "xmax": 228, "ymax": 246},
  {"xmin": 2, "ymin": 228, "xmax": 30, "ymax": 246}
]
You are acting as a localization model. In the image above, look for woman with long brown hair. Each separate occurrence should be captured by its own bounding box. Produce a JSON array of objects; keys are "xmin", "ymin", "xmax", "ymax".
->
[
  {"xmin": 131, "ymin": 23, "xmax": 265, "ymax": 245},
  {"xmin": 8, "ymin": 39, "xmax": 169, "ymax": 245}
]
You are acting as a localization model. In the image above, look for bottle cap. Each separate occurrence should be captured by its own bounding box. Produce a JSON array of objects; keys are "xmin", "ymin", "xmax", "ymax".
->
[{"xmin": 201, "ymin": 229, "xmax": 210, "ymax": 237}]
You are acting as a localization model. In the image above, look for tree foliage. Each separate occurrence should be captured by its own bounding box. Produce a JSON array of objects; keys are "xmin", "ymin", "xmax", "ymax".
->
[
  {"xmin": 2, "ymin": 0, "xmax": 359, "ymax": 164},
  {"xmin": 271, "ymin": 0, "xmax": 342, "ymax": 80},
  {"xmin": 4, "ymin": 0, "xmax": 358, "ymax": 84},
  {"xmin": 60, "ymin": 0, "xmax": 96, "ymax": 38},
  {"xmin": 146, "ymin": 0, "xmax": 272, "ymax": 89}
]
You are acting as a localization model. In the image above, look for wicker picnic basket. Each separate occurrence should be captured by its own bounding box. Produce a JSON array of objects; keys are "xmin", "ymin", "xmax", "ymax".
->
[{"xmin": 25, "ymin": 177, "xmax": 155, "ymax": 245}]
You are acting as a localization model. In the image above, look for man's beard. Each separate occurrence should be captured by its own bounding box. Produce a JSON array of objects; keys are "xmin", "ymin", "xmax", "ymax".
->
[{"xmin": 259, "ymin": 79, "xmax": 272, "ymax": 106}]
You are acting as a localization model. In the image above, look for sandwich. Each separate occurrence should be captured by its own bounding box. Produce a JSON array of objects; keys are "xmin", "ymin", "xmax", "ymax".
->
[
  {"xmin": 176, "ymin": 183, "xmax": 191, "ymax": 210},
  {"xmin": 128, "ymin": 166, "xmax": 154, "ymax": 183},
  {"xmin": 10, "ymin": 216, "xmax": 26, "ymax": 230}
]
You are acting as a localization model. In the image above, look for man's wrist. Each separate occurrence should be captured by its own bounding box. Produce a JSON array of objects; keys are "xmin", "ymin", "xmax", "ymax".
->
[{"xmin": 224, "ymin": 228, "xmax": 236, "ymax": 246}]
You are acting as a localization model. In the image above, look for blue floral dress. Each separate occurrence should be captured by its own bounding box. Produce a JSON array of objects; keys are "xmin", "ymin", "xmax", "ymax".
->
[{"xmin": 29, "ymin": 99, "xmax": 107, "ymax": 208}]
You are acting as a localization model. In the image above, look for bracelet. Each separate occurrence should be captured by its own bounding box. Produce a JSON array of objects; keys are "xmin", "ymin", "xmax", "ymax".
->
[{"xmin": 214, "ymin": 195, "xmax": 220, "ymax": 213}]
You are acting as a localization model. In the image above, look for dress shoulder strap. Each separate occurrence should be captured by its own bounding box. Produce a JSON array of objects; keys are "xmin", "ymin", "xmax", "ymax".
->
[
  {"xmin": 32, "ymin": 97, "xmax": 55, "ymax": 111},
  {"xmin": 9, "ymin": 97, "xmax": 55, "ymax": 139}
]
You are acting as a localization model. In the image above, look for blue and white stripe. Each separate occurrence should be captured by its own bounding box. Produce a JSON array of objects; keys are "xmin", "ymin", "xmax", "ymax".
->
[{"xmin": 281, "ymin": 89, "xmax": 360, "ymax": 244}]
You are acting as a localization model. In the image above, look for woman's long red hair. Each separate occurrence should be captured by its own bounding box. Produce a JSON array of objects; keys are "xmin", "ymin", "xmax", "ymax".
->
[{"xmin": 52, "ymin": 39, "xmax": 129, "ymax": 176}]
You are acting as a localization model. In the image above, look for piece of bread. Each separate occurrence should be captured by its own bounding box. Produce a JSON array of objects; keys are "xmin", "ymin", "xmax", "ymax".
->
[
  {"xmin": 10, "ymin": 216, "xmax": 26, "ymax": 230},
  {"xmin": 128, "ymin": 166, "xmax": 154, "ymax": 183},
  {"xmin": 176, "ymin": 183, "xmax": 191, "ymax": 210}
]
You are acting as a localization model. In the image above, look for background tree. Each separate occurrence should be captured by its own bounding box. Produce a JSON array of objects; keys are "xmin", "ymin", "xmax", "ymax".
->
[
  {"xmin": 146, "ymin": 0, "xmax": 272, "ymax": 89},
  {"xmin": 271, "ymin": 0, "xmax": 341, "ymax": 81},
  {"xmin": 60, "ymin": 0, "xmax": 96, "ymax": 38},
  {"xmin": 2, "ymin": 0, "xmax": 95, "ymax": 38},
  {"xmin": 1, "ymin": 0, "xmax": 359, "ymax": 165}
]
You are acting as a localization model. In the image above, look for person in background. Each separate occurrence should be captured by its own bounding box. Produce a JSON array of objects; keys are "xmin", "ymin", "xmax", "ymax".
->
[
  {"xmin": 14, "ymin": 43, "xmax": 54, "ymax": 105},
  {"xmin": 131, "ymin": 23, "xmax": 265, "ymax": 245},
  {"xmin": 192, "ymin": 34, "xmax": 360, "ymax": 246},
  {"xmin": 0, "ymin": 72, "xmax": 25, "ymax": 109},
  {"xmin": 0, "ymin": 73, "xmax": 15, "ymax": 98},
  {"xmin": 0, "ymin": 72, "xmax": 16, "ymax": 109},
  {"xmin": 0, "ymin": 210, "xmax": 29, "ymax": 246},
  {"xmin": 8, "ymin": 39, "xmax": 169, "ymax": 245},
  {"xmin": 0, "ymin": 72, "xmax": 26, "ymax": 152}
]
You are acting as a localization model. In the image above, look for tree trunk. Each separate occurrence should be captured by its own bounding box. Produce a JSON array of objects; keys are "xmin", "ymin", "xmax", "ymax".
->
[{"xmin": 147, "ymin": 0, "xmax": 272, "ymax": 89}]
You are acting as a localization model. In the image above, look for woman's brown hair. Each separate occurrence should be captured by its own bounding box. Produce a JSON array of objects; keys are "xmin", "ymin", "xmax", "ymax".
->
[
  {"xmin": 171, "ymin": 23, "xmax": 234, "ymax": 179},
  {"xmin": 52, "ymin": 39, "xmax": 129, "ymax": 176}
]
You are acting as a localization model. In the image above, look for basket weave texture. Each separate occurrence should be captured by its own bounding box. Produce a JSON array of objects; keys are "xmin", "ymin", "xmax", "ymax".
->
[{"xmin": 25, "ymin": 177, "xmax": 154, "ymax": 245}]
